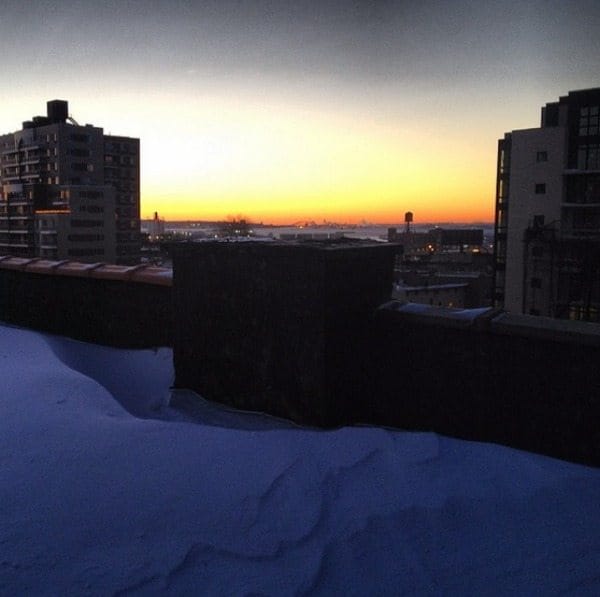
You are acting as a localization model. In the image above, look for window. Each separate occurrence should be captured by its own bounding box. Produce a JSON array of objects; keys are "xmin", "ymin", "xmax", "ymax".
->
[
  {"xmin": 499, "ymin": 148, "xmax": 506, "ymax": 173},
  {"xmin": 530, "ymin": 277, "xmax": 542, "ymax": 289},
  {"xmin": 533, "ymin": 214, "xmax": 545, "ymax": 228},
  {"xmin": 70, "ymin": 133, "xmax": 89, "ymax": 143},
  {"xmin": 565, "ymin": 173, "xmax": 600, "ymax": 203},
  {"xmin": 79, "ymin": 204, "xmax": 104, "ymax": 213},
  {"xmin": 68, "ymin": 248, "xmax": 104, "ymax": 256},
  {"xmin": 67, "ymin": 234, "xmax": 104, "ymax": 242},
  {"xmin": 79, "ymin": 190, "xmax": 103, "ymax": 199},
  {"xmin": 578, "ymin": 144, "xmax": 600, "ymax": 170},
  {"xmin": 579, "ymin": 106, "xmax": 599, "ymax": 136},
  {"xmin": 536, "ymin": 151, "xmax": 548, "ymax": 162},
  {"xmin": 535, "ymin": 183, "xmax": 546, "ymax": 194},
  {"xmin": 71, "ymin": 219, "xmax": 103, "ymax": 227},
  {"xmin": 69, "ymin": 148, "xmax": 90, "ymax": 157}
]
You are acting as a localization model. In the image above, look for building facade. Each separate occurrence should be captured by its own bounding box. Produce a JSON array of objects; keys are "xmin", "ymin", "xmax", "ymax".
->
[
  {"xmin": 493, "ymin": 88, "xmax": 600, "ymax": 322},
  {"xmin": 0, "ymin": 100, "xmax": 139, "ymax": 264}
]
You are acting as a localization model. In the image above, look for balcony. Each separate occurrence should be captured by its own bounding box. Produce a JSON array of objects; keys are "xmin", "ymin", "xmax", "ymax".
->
[
  {"xmin": 564, "ymin": 168, "xmax": 600, "ymax": 175},
  {"xmin": 7, "ymin": 220, "xmax": 34, "ymax": 228},
  {"xmin": 3, "ymin": 173, "xmax": 40, "ymax": 183},
  {"xmin": 562, "ymin": 201, "xmax": 600, "ymax": 208},
  {"xmin": 1, "ymin": 144, "xmax": 39, "ymax": 156},
  {"xmin": 3, "ymin": 200, "xmax": 31, "ymax": 207},
  {"xmin": 560, "ymin": 229, "xmax": 600, "ymax": 241},
  {"xmin": 20, "ymin": 156, "xmax": 42, "ymax": 165}
]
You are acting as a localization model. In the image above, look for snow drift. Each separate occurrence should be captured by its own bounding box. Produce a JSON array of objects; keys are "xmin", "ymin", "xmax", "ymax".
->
[{"xmin": 0, "ymin": 324, "xmax": 599, "ymax": 595}]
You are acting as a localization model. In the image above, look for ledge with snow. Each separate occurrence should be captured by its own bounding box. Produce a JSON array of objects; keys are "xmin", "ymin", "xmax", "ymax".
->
[{"xmin": 1, "ymin": 244, "xmax": 600, "ymax": 469}]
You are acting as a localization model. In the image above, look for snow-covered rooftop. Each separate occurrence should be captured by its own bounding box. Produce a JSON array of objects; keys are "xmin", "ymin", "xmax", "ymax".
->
[{"xmin": 1, "ymin": 323, "xmax": 599, "ymax": 595}]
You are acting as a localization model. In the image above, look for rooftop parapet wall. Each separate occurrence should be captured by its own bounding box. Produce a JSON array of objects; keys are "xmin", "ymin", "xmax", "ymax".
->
[
  {"xmin": 0, "ymin": 256, "xmax": 172, "ymax": 285},
  {"xmin": 371, "ymin": 303, "xmax": 600, "ymax": 466},
  {"xmin": 1, "ymin": 247, "xmax": 598, "ymax": 465},
  {"xmin": 170, "ymin": 242, "xmax": 598, "ymax": 464},
  {"xmin": 0, "ymin": 256, "xmax": 172, "ymax": 348}
]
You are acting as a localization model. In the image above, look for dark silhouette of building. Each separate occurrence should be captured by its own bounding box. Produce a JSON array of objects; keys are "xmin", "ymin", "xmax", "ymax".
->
[
  {"xmin": 494, "ymin": 88, "xmax": 600, "ymax": 322},
  {"xmin": 0, "ymin": 100, "xmax": 140, "ymax": 264}
]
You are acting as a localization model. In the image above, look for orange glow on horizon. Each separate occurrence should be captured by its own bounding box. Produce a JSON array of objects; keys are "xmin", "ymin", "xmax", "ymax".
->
[
  {"xmin": 138, "ymin": 94, "xmax": 497, "ymax": 226},
  {"xmin": 141, "ymin": 197, "xmax": 493, "ymax": 225}
]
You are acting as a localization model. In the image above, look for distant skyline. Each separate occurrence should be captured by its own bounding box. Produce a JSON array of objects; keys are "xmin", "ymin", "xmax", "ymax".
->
[{"xmin": 1, "ymin": 0, "xmax": 599, "ymax": 224}]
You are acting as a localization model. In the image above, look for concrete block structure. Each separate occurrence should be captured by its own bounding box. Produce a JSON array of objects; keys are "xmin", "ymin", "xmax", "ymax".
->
[{"xmin": 171, "ymin": 240, "xmax": 398, "ymax": 426}]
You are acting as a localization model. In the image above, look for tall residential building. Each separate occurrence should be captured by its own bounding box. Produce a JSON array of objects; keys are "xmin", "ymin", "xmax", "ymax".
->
[
  {"xmin": 0, "ymin": 100, "xmax": 140, "ymax": 264},
  {"xmin": 493, "ymin": 88, "xmax": 600, "ymax": 322}
]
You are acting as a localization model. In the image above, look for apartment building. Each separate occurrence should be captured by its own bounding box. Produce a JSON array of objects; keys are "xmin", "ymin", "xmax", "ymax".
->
[
  {"xmin": 493, "ymin": 88, "xmax": 600, "ymax": 322},
  {"xmin": 0, "ymin": 100, "xmax": 139, "ymax": 263}
]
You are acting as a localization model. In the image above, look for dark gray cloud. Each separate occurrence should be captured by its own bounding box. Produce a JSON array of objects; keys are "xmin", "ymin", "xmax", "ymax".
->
[{"xmin": 1, "ymin": 0, "xmax": 599, "ymax": 90}]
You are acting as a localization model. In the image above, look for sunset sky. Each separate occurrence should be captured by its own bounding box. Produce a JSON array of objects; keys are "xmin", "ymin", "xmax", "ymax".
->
[{"xmin": 1, "ymin": 0, "xmax": 599, "ymax": 224}]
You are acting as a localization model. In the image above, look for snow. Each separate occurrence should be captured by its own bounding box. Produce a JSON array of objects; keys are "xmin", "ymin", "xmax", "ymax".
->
[
  {"xmin": 382, "ymin": 301, "xmax": 494, "ymax": 323},
  {"xmin": 1, "ymin": 323, "xmax": 599, "ymax": 595}
]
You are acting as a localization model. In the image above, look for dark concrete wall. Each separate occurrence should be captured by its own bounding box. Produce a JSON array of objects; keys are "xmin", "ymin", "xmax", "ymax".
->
[
  {"xmin": 171, "ymin": 242, "xmax": 599, "ymax": 465},
  {"xmin": 172, "ymin": 241, "xmax": 398, "ymax": 425},
  {"xmin": 2, "ymin": 246, "xmax": 598, "ymax": 466},
  {"xmin": 0, "ymin": 265, "xmax": 172, "ymax": 348},
  {"xmin": 371, "ymin": 304, "xmax": 600, "ymax": 466}
]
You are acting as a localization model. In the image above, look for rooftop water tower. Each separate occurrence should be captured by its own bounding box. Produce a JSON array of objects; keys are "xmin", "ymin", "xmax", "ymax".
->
[{"xmin": 405, "ymin": 211, "xmax": 413, "ymax": 233}]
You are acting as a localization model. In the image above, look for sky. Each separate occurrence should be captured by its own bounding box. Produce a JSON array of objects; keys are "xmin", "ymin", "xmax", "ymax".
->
[{"xmin": 0, "ymin": 0, "xmax": 599, "ymax": 224}]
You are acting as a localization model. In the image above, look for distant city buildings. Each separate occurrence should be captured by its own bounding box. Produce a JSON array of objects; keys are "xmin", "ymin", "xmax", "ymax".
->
[
  {"xmin": 147, "ymin": 211, "xmax": 165, "ymax": 239},
  {"xmin": 0, "ymin": 100, "xmax": 140, "ymax": 264},
  {"xmin": 388, "ymin": 226, "xmax": 484, "ymax": 255},
  {"xmin": 388, "ymin": 222, "xmax": 492, "ymax": 308},
  {"xmin": 494, "ymin": 88, "xmax": 600, "ymax": 322}
]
